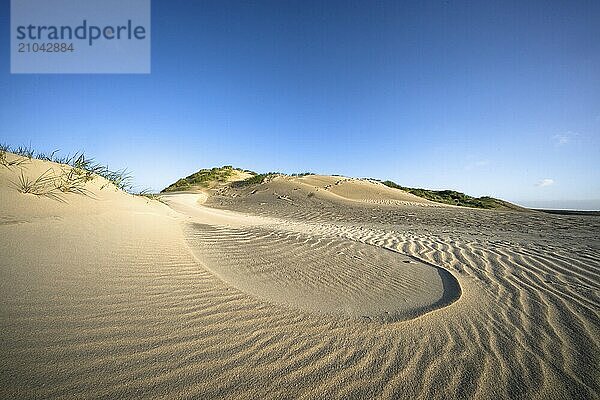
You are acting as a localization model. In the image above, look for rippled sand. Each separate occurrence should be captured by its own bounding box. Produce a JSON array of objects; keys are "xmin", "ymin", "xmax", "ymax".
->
[{"xmin": 1, "ymin": 157, "xmax": 598, "ymax": 399}]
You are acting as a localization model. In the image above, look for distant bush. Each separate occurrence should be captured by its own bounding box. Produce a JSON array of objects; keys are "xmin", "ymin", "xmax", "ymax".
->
[
  {"xmin": 382, "ymin": 180, "xmax": 403, "ymax": 190},
  {"xmin": 232, "ymin": 172, "xmax": 283, "ymax": 187},
  {"xmin": 291, "ymin": 172, "xmax": 315, "ymax": 177},
  {"xmin": 162, "ymin": 165, "xmax": 238, "ymax": 192},
  {"xmin": 382, "ymin": 180, "xmax": 506, "ymax": 209}
]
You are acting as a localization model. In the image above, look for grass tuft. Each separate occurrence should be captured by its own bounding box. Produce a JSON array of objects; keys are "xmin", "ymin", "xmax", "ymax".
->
[
  {"xmin": 13, "ymin": 145, "xmax": 35, "ymax": 159},
  {"xmin": 136, "ymin": 188, "xmax": 165, "ymax": 203},
  {"xmin": 55, "ymin": 167, "xmax": 93, "ymax": 196},
  {"xmin": 14, "ymin": 168, "xmax": 65, "ymax": 202},
  {"xmin": 13, "ymin": 164, "xmax": 95, "ymax": 201},
  {"xmin": 17, "ymin": 168, "xmax": 55, "ymax": 194},
  {"xmin": 35, "ymin": 149, "xmax": 60, "ymax": 161},
  {"xmin": 3, "ymin": 144, "xmax": 134, "ymax": 192},
  {"xmin": 1, "ymin": 144, "xmax": 29, "ymax": 168}
]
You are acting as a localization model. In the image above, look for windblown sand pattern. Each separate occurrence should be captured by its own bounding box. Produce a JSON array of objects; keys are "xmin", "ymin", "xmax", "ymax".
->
[
  {"xmin": 183, "ymin": 223, "xmax": 460, "ymax": 321},
  {"xmin": 1, "ymin": 159, "xmax": 599, "ymax": 399}
]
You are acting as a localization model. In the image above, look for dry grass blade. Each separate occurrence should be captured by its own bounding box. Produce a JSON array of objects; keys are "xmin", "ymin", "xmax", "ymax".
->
[
  {"xmin": 0, "ymin": 144, "xmax": 29, "ymax": 168},
  {"xmin": 13, "ymin": 168, "xmax": 66, "ymax": 202},
  {"xmin": 2, "ymin": 143, "xmax": 135, "ymax": 193},
  {"xmin": 1, "ymin": 155, "xmax": 28, "ymax": 168},
  {"xmin": 56, "ymin": 167, "xmax": 94, "ymax": 198},
  {"xmin": 136, "ymin": 188, "xmax": 165, "ymax": 203},
  {"xmin": 13, "ymin": 145, "xmax": 35, "ymax": 159}
]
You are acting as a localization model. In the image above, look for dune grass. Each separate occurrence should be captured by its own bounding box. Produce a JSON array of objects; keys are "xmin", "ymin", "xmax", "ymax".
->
[
  {"xmin": 56, "ymin": 167, "xmax": 93, "ymax": 196},
  {"xmin": 234, "ymin": 171, "xmax": 314, "ymax": 186},
  {"xmin": 0, "ymin": 143, "xmax": 28, "ymax": 168},
  {"xmin": 17, "ymin": 168, "xmax": 57, "ymax": 196},
  {"xmin": 56, "ymin": 152, "xmax": 132, "ymax": 191},
  {"xmin": 232, "ymin": 172, "xmax": 284, "ymax": 187},
  {"xmin": 162, "ymin": 165, "xmax": 240, "ymax": 192},
  {"xmin": 163, "ymin": 166, "xmax": 320, "ymax": 192},
  {"xmin": 291, "ymin": 172, "xmax": 315, "ymax": 177},
  {"xmin": 13, "ymin": 144, "xmax": 35, "ymax": 159},
  {"xmin": 2, "ymin": 144, "xmax": 133, "ymax": 192},
  {"xmin": 136, "ymin": 188, "xmax": 166, "ymax": 203},
  {"xmin": 14, "ymin": 167, "xmax": 92, "ymax": 202},
  {"xmin": 382, "ymin": 180, "xmax": 514, "ymax": 209}
]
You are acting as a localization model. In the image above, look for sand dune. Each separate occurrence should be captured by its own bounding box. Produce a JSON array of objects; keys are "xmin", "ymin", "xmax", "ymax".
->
[
  {"xmin": 162, "ymin": 193, "xmax": 460, "ymax": 321},
  {"xmin": 296, "ymin": 175, "xmax": 436, "ymax": 204},
  {"xmin": 215, "ymin": 174, "xmax": 439, "ymax": 208},
  {"xmin": 1, "ymin": 154, "xmax": 599, "ymax": 399}
]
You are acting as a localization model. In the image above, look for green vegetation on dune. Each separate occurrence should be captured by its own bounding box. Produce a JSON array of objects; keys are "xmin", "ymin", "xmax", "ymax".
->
[
  {"xmin": 161, "ymin": 164, "xmax": 522, "ymax": 211},
  {"xmin": 232, "ymin": 172, "xmax": 281, "ymax": 187},
  {"xmin": 232, "ymin": 171, "xmax": 315, "ymax": 187},
  {"xmin": 382, "ymin": 180, "xmax": 520, "ymax": 210},
  {"xmin": 162, "ymin": 165, "xmax": 243, "ymax": 192},
  {"xmin": 164, "ymin": 167, "xmax": 317, "ymax": 191},
  {"xmin": 290, "ymin": 172, "xmax": 315, "ymax": 177},
  {"xmin": 1, "ymin": 144, "xmax": 133, "ymax": 192}
]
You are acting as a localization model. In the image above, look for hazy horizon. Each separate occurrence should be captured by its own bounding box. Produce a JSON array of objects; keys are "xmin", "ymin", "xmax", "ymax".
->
[{"xmin": 2, "ymin": 0, "xmax": 599, "ymax": 209}]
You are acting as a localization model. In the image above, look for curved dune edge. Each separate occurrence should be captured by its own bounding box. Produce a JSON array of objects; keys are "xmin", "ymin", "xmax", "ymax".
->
[
  {"xmin": 183, "ymin": 223, "xmax": 462, "ymax": 322},
  {"xmin": 161, "ymin": 192, "xmax": 462, "ymax": 321}
]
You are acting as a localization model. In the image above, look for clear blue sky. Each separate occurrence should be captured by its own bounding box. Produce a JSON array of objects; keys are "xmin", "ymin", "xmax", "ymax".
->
[{"xmin": 1, "ymin": 0, "xmax": 599, "ymax": 208}]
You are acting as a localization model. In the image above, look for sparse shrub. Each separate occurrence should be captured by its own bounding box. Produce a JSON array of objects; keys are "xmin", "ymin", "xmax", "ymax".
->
[
  {"xmin": 162, "ymin": 165, "xmax": 239, "ymax": 192},
  {"xmin": 291, "ymin": 172, "xmax": 315, "ymax": 177},
  {"xmin": 232, "ymin": 172, "xmax": 282, "ymax": 187},
  {"xmin": 382, "ymin": 180, "xmax": 503, "ymax": 209}
]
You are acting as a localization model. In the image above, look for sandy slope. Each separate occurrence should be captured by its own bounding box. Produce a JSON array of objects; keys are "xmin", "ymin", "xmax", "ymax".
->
[
  {"xmin": 216, "ymin": 174, "xmax": 439, "ymax": 207},
  {"xmin": 1, "ymin": 154, "xmax": 599, "ymax": 399}
]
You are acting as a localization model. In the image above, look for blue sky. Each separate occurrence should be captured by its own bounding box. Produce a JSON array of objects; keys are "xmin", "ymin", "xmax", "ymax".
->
[{"xmin": 1, "ymin": 0, "xmax": 599, "ymax": 208}]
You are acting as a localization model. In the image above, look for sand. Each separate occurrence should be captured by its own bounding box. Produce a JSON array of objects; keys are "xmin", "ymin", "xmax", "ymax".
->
[{"xmin": 1, "ymin": 155, "xmax": 599, "ymax": 399}]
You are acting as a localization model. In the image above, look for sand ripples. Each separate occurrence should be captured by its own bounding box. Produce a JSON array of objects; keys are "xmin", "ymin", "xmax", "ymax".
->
[
  {"xmin": 182, "ymin": 223, "xmax": 460, "ymax": 321},
  {"xmin": 2, "ymin": 193, "xmax": 599, "ymax": 398}
]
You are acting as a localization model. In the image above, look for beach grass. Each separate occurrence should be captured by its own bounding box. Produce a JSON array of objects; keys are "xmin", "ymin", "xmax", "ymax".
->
[
  {"xmin": 1, "ymin": 144, "xmax": 133, "ymax": 192},
  {"xmin": 382, "ymin": 180, "xmax": 511, "ymax": 209}
]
